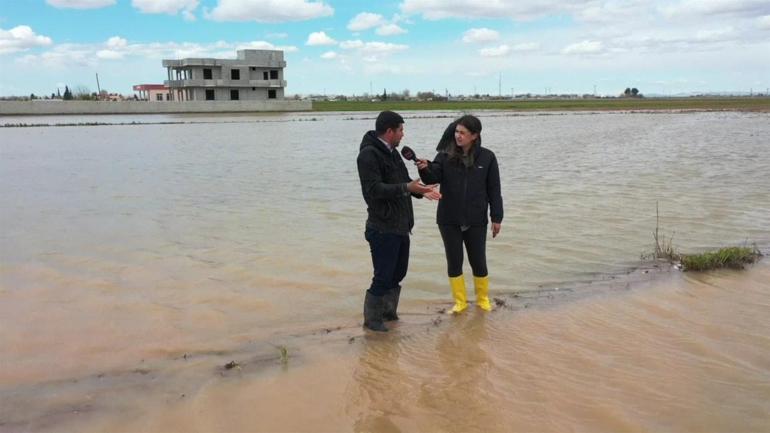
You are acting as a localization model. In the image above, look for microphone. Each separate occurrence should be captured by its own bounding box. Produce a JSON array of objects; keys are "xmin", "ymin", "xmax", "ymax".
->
[{"xmin": 400, "ymin": 145, "xmax": 417, "ymax": 162}]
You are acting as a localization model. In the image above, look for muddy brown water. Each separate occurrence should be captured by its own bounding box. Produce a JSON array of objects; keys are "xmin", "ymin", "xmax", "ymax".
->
[{"xmin": 1, "ymin": 111, "xmax": 769, "ymax": 432}]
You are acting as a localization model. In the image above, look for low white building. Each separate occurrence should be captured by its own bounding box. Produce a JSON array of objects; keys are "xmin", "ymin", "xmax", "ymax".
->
[{"xmin": 133, "ymin": 84, "xmax": 170, "ymax": 101}]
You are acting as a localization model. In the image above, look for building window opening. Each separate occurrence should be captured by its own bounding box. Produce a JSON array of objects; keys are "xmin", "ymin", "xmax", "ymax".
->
[
  {"xmin": 270, "ymin": 70, "xmax": 278, "ymax": 79},
  {"xmin": 263, "ymin": 71, "xmax": 269, "ymax": 80},
  {"xmin": 206, "ymin": 89, "xmax": 215, "ymax": 100},
  {"xmin": 231, "ymin": 69, "xmax": 240, "ymax": 80},
  {"xmin": 230, "ymin": 89, "xmax": 239, "ymax": 100},
  {"xmin": 268, "ymin": 90, "xmax": 277, "ymax": 99},
  {"xmin": 250, "ymin": 67, "xmax": 256, "ymax": 71},
  {"xmin": 156, "ymin": 94, "xmax": 164, "ymax": 101},
  {"xmin": 252, "ymin": 87, "xmax": 256, "ymax": 91},
  {"xmin": 203, "ymin": 68, "xmax": 212, "ymax": 80}
]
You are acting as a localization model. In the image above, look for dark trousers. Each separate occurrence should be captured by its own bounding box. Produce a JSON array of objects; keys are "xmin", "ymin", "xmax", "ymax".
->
[
  {"xmin": 365, "ymin": 227, "xmax": 410, "ymax": 297},
  {"xmin": 438, "ymin": 224, "xmax": 487, "ymax": 278}
]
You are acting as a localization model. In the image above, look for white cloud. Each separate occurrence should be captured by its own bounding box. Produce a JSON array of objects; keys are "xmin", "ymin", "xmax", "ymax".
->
[
  {"xmin": 46, "ymin": 0, "xmax": 115, "ymax": 9},
  {"xmin": 480, "ymin": 44, "xmax": 510, "ymax": 57},
  {"xmin": 96, "ymin": 49, "xmax": 124, "ymax": 59},
  {"xmin": 360, "ymin": 41, "xmax": 408, "ymax": 54},
  {"xmin": 756, "ymin": 15, "xmax": 770, "ymax": 30},
  {"xmin": 321, "ymin": 51, "xmax": 338, "ymax": 59},
  {"xmin": 17, "ymin": 44, "xmax": 96, "ymax": 68},
  {"xmin": 238, "ymin": 40, "xmax": 298, "ymax": 52},
  {"xmin": 695, "ymin": 27, "xmax": 736, "ymax": 42},
  {"xmin": 462, "ymin": 28, "xmax": 500, "ymax": 44},
  {"xmin": 306, "ymin": 31, "xmax": 337, "ymax": 46},
  {"xmin": 16, "ymin": 39, "xmax": 297, "ymax": 70},
  {"xmin": 561, "ymin": 40, "xmax": 604, "ymax": 55},
  {"xmin": 376, "ymin": 24, "xmax": 407, "ymax": 36},
  {"xmin": 340, "ymin": 40, "xmax": 365, "ymax": 49},
  {"xmin": 512, "ymin": 42, "xmax": 540, "ymax": 51},
  {"xmin": 267, "ymin": 32, "xmax": 289, "ymax": 39},
  {"xmin": 207, "ymin": 0, "xmax": 333, "ymax": 22},
  {"xmin": 348, "ymin": 12, "xmax": 385, "ymax": 31},
  {"xmin": 106, "ymin": 36, "xmax": 128, "ymax": 49},
  {"xmin": 132, "ymin": 0, "xmax": 199, "ymax": 15},
  {"xmin": 338, "ymin": 39, "xmax": 408, "ymax": 63},
  {"xmin": 0, "ymin": 26, "xmax": 53, "ymax": 54},
  {"xmin": 340, "ymin": 40, "xmax": 409, "ymax": 54},
  {"xmin": 401, "ymin": 0, "xmax": 581, "ymax": 20},
  {"xmin": 662, "ymin": 0, "xmax": 770, "ymax": 18}
]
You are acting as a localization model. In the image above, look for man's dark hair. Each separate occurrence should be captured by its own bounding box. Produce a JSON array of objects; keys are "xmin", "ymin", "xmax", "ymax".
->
[{"xmin": 375, "ymin": 110, "xmax": 404, "ymax": 134}]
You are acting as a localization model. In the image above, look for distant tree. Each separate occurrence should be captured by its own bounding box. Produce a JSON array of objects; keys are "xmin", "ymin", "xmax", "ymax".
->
[
  {"xmin": 51, "ymin": 93, "xmax": 56, "ymax": 99},
  {"xmin": 381, "ymin": 88, "xmax": 388, "ymax": 101},
  {"xmin": 30, "ymin": 93, "xmax": 36, "ymax": 100},
  {"xmin": 72, "ymin": 86, "xmax": 92, "ymax": 100},
  {"xmin": 417, "ymin": 91, "xmax": 436, "ymax": 100},
  {"xmin": 631, "ymin": 88, "xmax": 639, "ymax": 96},
  {"xmin": 624, "ymin": 87, "xmax": 631, "ymax": 96},
  {"xmin": 63, "ymin": 86, "xmax": 73, "ymax": 100}
]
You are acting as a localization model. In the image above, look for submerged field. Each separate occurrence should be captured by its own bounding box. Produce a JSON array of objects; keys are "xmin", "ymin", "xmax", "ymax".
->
[{"xmin": 313, "ymin": 96, "xmax": 770, "ymax": 112}]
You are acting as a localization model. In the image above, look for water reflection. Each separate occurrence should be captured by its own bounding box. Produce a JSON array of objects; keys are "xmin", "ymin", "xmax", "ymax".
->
[
  {"xmin": 423, "ymin": 314, "xmax": 502, "ymax": 433},
  {"xmin": 349, "ymin": 333, "xmax": 408, "ymax": 433}
]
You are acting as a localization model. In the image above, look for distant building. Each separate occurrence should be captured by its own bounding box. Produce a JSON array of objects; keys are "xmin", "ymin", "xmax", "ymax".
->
[
  {"xmin": 133, "ymin": 84, "xmax": 170, "ymax": 101},
  {"xmin": 162, "ymin": 49, "xmax": 286, "ymax": 102}
]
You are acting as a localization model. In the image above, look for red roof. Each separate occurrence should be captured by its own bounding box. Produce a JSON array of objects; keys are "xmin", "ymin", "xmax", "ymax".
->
[{"xmin": 133, "ymin": 84, "xmax": 168, "ymax": 91}]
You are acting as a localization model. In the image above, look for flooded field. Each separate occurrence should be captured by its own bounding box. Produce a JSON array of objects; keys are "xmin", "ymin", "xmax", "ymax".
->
[{"xmin": 1, "ymin": 110, "xmax": 769, "ymax": 432}]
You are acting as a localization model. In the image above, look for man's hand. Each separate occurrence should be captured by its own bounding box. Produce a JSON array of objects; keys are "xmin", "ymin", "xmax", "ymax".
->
[
  {"xmin": 407, "ymin": 179, "xmax": 441, "ymax": 200},
  {"xmin": 491, "ymin": 222, "xmax": 501, "ymax": 238},
  {"xmin": 422, "ymin": 185, "xmax": 442, "ymax": 200},
  {"xmin": 415, "ymin": 159, "xmax": 429, "ymax": 170}
]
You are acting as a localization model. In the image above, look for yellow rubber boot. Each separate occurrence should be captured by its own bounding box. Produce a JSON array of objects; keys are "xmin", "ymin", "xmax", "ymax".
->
[
  {"xmin": 474, "ymin": 276, "xmax": 492, "ymax": 311},
  {"xmin": 449, "ymin": 275, "xmax": 468, "ymax": 314}
]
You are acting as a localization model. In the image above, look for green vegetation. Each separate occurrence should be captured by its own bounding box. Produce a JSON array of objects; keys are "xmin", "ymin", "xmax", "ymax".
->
[
  {"xmin": 313, "ymin": 97, "xmax": 770, "ymax": 112},
  {"xmin": 647, "ymin": 202, "xmax": 763, "ymax": 271},
  {"xmin": 680, "ymin": 246, "xmax": 762, "ymax": 271}
]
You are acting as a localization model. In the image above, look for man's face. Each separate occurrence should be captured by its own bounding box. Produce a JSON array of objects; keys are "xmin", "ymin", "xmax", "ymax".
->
[{"xmin": 385, "ymin": 124, "xmax": 404, "ymax": 147}]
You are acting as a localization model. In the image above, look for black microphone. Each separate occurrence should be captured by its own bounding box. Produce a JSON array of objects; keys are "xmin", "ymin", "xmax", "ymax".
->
[{"xmin": 400, "ymin": 145, "xmax": 417, "ymax": 162}]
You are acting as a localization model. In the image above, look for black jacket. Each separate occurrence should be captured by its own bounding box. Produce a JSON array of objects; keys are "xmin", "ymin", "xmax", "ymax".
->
[
  {"xmin": 420, "ymin": 145, "xmax": 503, "ymax": 226},
  {"xmin": 357, "ymin": 130, "xmax": 418, "ymax": 235}
]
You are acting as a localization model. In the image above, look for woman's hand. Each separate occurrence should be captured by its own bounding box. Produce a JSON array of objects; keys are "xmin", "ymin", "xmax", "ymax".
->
[
  {"xmin": 415, "ymin": 158, "xmax": 429, "ymax": 170},
  {"xmin": 491, "ymin": 222, "xmax": 501, "ymax": 238}
]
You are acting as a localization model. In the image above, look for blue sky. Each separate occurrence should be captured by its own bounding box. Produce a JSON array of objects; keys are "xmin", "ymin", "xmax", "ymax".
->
[{"xmin": 1, "ymin": 0, "xmax": 769, "ymax": 97}]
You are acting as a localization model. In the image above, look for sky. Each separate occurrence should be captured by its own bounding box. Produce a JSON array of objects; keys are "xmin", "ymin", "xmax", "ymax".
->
[{"xmin": 1, "ymin": 0, "xmax": 769, "ymax": 97}]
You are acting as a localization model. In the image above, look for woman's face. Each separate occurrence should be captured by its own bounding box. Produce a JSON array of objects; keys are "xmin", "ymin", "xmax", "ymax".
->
[{"xmin": 455, "ymin": 124, "xmax": 478, "ymax": 150}]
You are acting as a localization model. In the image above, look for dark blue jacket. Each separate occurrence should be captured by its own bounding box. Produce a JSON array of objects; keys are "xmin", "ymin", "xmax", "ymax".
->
[
  {"xmin": 419, "ymin": 145, "xmax": 503, "ymax": 226},
  {"xmin": 357, "ymin": 131, "xmax": 418, "ymax": 235}
]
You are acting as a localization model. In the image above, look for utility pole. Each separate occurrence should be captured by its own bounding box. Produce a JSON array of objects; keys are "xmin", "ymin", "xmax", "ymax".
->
[
  {"xmin": 95, "ymin": 73, "xmax": 101, "ymax": 99},
  {"xmin": 498, "ymin": 73, "xmax": 502, "ymax": 97},
  {"xmin": 593, "ymin": 84, "xmax": 597, "ymax": 96}
]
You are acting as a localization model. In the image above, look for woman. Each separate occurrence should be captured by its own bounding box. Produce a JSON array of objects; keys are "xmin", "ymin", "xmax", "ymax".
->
[{"xmin": 417, "ymin": 115, "xmax": 503, "ymax": 312}]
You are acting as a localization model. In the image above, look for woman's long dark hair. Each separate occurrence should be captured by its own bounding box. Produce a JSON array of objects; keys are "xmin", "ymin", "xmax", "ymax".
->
[
  {"xmin": 446, "ymin": 115, "xmax": 482, "ymax": 162},
  {"xmin": 436, "ymin": 120, "xmax": 458, "ymax": 152}
]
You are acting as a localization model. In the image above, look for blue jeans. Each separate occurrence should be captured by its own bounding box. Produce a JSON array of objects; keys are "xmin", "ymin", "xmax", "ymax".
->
[{"xmin": 365, "ymin": 227, "xmax": 410, "ymax": 297}]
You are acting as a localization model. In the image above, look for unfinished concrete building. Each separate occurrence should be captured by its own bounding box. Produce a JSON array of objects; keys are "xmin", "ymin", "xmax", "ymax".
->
[{"xmin": 162, "ymin": 49, "xmax": 287, "ymax": 101}]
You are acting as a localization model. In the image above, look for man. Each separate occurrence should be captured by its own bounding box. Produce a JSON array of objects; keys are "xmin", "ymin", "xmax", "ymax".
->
[{"xmin": 357, "ymin": 111, "xmax": 440, "ymax": 332}]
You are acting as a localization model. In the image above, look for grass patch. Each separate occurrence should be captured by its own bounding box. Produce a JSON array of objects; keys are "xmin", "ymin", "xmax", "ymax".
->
[
  {"xmin": 680, "ymin": 246, "xmax": 762, "ymax": 271},
  {"xmin": 645, "ymin": 202, "xmax": 763, "ymax": 271}
]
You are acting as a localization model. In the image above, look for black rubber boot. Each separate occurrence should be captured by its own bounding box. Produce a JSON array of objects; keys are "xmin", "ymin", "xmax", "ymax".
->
[
  {"xmin": 363, "ymin": 292, "xmax": 388, "ymax": 332},
  {"xmin": 382, "ymin": 285, "xmax": 401, "ymax": 321}
]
